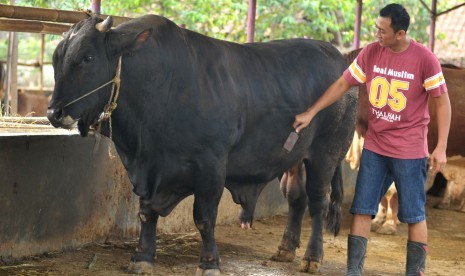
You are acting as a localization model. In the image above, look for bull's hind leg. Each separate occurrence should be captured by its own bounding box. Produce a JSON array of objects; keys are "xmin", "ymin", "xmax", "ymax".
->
[
  {"xmin": 128, "ymin": 199, "xmax": 159, "ymax": 274},
  {"xmin": 272, "ymin": 163, "xmax": 308, "ymax": 262},
  {"xmin": 300, "ymin": 158, "xmax": 339, "ymax": 274}
]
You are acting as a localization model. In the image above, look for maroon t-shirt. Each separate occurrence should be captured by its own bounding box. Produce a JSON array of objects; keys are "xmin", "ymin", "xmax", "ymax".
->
[{"xmin": 343, "ymin": 40, "xmax": 447, "ymax": 159}]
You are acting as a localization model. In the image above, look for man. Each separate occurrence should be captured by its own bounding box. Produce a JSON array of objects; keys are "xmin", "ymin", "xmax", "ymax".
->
[{"xmin": 293, "ymin": 3, "xmax": 451, "ymax": 276}]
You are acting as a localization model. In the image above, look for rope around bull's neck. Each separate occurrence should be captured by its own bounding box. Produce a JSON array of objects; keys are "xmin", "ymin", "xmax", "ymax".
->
[
  {"xmin": 96, "ymin": 56, "xmax": 122, "ymax": 140},
  {"xmin": 63, "ymin": 56, "xmax": 122, "ymax": 121},
  {"xmin": 99, "ymin": 56, "xmax": 122, "ymax": 122},
  {"xmin": 60, "ymin": 56, "xmax": 122, "ymax": 139}
]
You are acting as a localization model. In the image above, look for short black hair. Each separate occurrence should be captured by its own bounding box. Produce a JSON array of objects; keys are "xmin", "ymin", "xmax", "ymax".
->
[{"xmin": 380, "ymin": 3, "xmax": 410, "ymax": 33}]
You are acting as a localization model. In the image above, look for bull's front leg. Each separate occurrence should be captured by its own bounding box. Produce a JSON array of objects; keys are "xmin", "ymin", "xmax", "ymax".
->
[
  {"xmin": 272, "ymin": 163, "xmax": 307, "ymax": 262},
  {"xmin": 193, "ymin": 167, "xmax": 225, "ymax": 276},
  {"xmin": 128, "ymin": 199, "xmax": 159, "ymax": 274}
]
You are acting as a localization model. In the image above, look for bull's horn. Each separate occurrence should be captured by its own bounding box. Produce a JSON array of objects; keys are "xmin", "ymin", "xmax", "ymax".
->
[{"xmin": 96, "ymin": 16, "xmax": 113, "ymax": 32}]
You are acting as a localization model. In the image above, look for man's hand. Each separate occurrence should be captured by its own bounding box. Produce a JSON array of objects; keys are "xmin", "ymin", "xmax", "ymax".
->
[
  {"xmin": 429, "ymin": 147, "xmax": 447, "ymax": 173},
  {"xmin": 292, "ymin": 76, "xmax": 352, "ymax": 133},
  {"xmin": 430, "ymin": 92, "xmax": 451, "ymax": 173},
  {"xmin": 293, "ymin": 109, "xmax": 316, "ymax": 133}
]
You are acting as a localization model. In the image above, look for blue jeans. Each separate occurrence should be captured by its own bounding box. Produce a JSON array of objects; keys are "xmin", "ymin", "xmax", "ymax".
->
[{"xmin": 350, "ymin": 149, "xmax": 428, "ymax": 224}]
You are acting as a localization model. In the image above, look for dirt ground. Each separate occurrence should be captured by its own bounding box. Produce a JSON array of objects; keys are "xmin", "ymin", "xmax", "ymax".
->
[{"xmin": 1, "ymin": 200, "xmax": 465, "ymax": 276}]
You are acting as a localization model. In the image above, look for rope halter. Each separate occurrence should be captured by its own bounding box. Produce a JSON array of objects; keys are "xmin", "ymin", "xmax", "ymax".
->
[{"xmin": 63, "ymin": 56, "xmax": 122, "ymax": 123}]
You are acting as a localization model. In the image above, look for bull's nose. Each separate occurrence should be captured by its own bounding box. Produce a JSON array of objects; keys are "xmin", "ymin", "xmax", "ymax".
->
[
  {"xmin": 47, "ymin": 108, "xmax": 63, "ymax": 128},
  {"xmin": 47, "ymin": 108, "xmax": 77, "ymax": 129}
]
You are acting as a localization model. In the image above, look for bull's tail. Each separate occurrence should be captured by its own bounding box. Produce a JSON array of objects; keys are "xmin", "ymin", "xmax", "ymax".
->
[{"xmin": 326, "ymin": 164, "xmax": 344, "ymax": 236}]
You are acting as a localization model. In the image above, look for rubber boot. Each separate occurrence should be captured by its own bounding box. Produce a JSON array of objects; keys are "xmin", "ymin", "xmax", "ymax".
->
[
  {"xmin": 406, "ymin": 240, "xmax": 427, "ymax": 276},
  {"xmin": 346, "ymin": 234, "xmax": 367, "ymax": 276}
]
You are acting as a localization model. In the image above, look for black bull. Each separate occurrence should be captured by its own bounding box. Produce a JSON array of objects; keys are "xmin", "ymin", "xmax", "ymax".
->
[{"xmin": 47, "ymin": 15, "xmax": 357, "ymax": 275}]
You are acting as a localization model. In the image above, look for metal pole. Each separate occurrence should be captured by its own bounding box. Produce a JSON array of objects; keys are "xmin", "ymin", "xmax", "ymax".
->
[
  {"xmin": 429, "ymin": 0, "xmax": 437, "ymax": 51},
  {"xmin": 39, "ymin": 33, "xmax": 44, "ymax": 94},
  {"xmin": 246, "ymin": 0, "xmax": 256, "ymax": 43},
  {"xmin": 5, "ymin": 31, "xmax": 18, "ymax": 116},
  {"xmin": 353, "ymin": 0, "xmax": 362, "ymax": 49},
  {"xmin": 91, "ymin": 0, "xmax": 101, "ymax": 14},
  {"xmin": 5, "ymin": 0, "xmax": 18, "ymax": 116}
]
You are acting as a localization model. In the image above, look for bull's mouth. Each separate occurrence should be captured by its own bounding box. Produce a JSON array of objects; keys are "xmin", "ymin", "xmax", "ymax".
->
[
  {"xmin": 47, "ymin": 108, "xmax": 77, "ymax": 129},
  {"xmin": 47, "ymin": 108, "xmax": 96, "ymax": 137}
]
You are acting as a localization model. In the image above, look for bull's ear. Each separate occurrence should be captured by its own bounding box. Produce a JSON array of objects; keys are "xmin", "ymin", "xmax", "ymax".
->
[
  {"xmin": 134, "ymin": 29, "xmax": 152, "ymax": 49},
  {"xmin": 109, "ymin": 28, "xmax": 152, "ymax": 54}
]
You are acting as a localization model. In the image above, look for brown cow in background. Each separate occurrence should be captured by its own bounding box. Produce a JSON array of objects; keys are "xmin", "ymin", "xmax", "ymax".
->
[
  {"xmin": 16, "ymin": 90, "xmax": 51, "ymax": 117},
  {"xmin": 0, "ymin": 62, "xmax": 50, "ymax": 117},
  {"xmin": 1, "ymin": 89, "xmax": 50, "ymax": 117},
  {"xmin": 428, "ymin": 66, "xmax": 465, "ymax": 157}
]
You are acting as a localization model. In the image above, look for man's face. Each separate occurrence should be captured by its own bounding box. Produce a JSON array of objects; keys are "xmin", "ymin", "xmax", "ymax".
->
[{"xmin": 375, "ymin": 16, "xmax": 399, "ymax": 48}]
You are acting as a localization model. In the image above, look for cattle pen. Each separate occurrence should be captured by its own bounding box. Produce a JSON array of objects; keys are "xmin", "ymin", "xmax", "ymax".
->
[
  {"xmin": 2, "ymin": 3, "xmax": 465, "ymax": 276},
  {"xmin": 0, "ymin": 2, "xmax": 358, "ymax": 268},
  {"xmin": 0, "ymin": 118, "xmax": 295, "ymax": 258},
  {"xmin": 0, "ymin": 3, "xmax": 309, "ymax": 271}
]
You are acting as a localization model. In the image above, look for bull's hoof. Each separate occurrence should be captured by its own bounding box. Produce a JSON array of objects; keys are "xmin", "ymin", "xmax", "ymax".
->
[
  {"xmin": 459, "ymin": 201, "xmax": 465, "ymax": 213},
  {"xmin": 370, "ymin": 221, "xmax": 383, "ymax": 232},
  {"xmin": 299, "ymin": 259, "xmax": 321, "ymax": 274},
  {"xmin": 435, "ymin": 202, "xmax": 450, "ymax": 210},
  {"xmin": 270, "ymin": 249, "xmax": 295, "ymax": 262},
  {"xmin": 195, "ymin": 267, "xmax": 221, "ymax": 276},
  {"xmin": 241, "ymin": 222, "xmax": 252, "ymax": 229},
  {"xmin": 376, "ymin": 221, "xmax": 397, "ymax": 235},
  {"xmin": 127, "ymin": 261, "xmax": 154, "ymax": 275}
]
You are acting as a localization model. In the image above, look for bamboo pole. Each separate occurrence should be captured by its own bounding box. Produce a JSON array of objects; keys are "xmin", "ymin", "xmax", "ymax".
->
[
  {"xmin": 0, "ymin": 4, "xmax": 90, "ymax": 24},
  {"xmin": 0, "ymin": 18, "xmax": 70, "ymax": 35},
  {"xmin": 0, "ymin": 60, "xmax": 52, "ymax": 67},
  {"xmin": 0, "ymin": 4, "xmax": 130, "ymax": 26}
]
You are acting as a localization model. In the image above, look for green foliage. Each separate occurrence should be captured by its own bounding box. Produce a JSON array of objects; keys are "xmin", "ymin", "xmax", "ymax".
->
[
  {"xmin": 1, "ymin": 0, "xmax": 89, "ymax": 10},
  {"xmin": 143, "ymin": 0, "xmax": 250, "ymax": 42},
  {"xmin": 254, "ymin": 0, "xmax": 355, "ymax": 43},
  {"xmin": 0, "ymin": 34, "xmax": 7, "ymax": 60},
  {"xmin": 0, "ymin": 0, "xmax": 460, "ymax": 63},
  {"xmin": 361, "ymin": 0, "xmax": 455, "ymax": 45}
]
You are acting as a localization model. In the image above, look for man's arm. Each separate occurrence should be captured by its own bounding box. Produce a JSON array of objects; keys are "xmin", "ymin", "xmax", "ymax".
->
[
  {"xmin": 293, "ymin": 75, "xmax": 352, "ymax": 133},
  {"xmin": 429, "ymin": 92, "xmax": 451, "ymax": 173}
]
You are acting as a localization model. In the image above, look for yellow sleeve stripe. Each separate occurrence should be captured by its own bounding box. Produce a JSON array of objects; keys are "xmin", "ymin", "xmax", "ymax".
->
[
  {"xmin": 348, "ymin": 59, "xmax": 366, "ymax": 83},
  {"xmin": 424, "ymin": 72, "xmax": 446, "ymax": 91}
]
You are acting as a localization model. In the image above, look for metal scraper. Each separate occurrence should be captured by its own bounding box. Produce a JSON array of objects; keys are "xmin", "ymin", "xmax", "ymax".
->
[{"xmin": 283, "ymin": 131, "xmax": 299, "ymax": 152}]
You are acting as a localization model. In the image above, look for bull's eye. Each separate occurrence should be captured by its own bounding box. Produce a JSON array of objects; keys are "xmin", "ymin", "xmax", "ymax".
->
[{"xmin": 83, "ymin": 55, "xmax": 94, "ymax": 64}]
